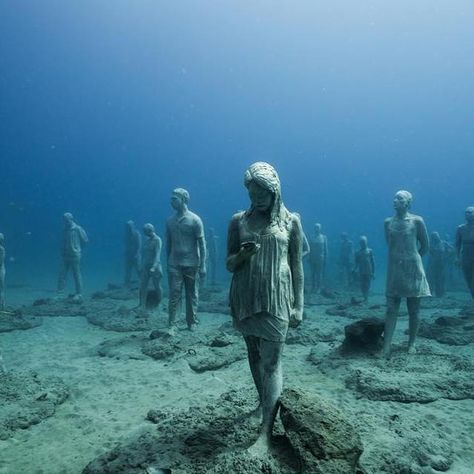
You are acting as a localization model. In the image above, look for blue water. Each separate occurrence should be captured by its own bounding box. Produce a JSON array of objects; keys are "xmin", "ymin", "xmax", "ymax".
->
[{"xmin": 1, "ymin": 1, "xmax": 473, "ymax": 290}]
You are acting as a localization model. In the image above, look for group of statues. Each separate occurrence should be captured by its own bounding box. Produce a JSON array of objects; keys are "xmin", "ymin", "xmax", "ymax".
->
[{"xmin": 1, "ymin": 161, "xmax": 474, "ymax": 455}]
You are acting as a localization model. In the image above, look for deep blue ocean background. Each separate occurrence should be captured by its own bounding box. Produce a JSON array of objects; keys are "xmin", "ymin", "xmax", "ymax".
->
[{"xmin": 1, "ymin": 1, "xmax": 473, "ymax": 292}]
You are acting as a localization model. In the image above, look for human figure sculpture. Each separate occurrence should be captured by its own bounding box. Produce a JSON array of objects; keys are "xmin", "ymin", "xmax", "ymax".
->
[
  {"xmin": 455, "ymin": 206, "xmax": 474, "ymax": 299},
  {"xmin": 57, "ymin": 213, "xmax": 88, "ymax": 301},
  {"xmin": 139, "ymin": 223, "xmax": 163, "ymax": 310},
  {"xmin": 166, "ymin": 188, "xmax": 206, "ymax": 331},
  {"xmin": 427, "ymin": 231, "xmax": 447, "ymax": 298},
  {"xmin": 0, "ymin": 233, "xmax": 5, "ymax": 310},
  {"xmin": 124, "ymin": 220, "xmax": 141, "ymax": 287},
  {"xmin": 354, "ymin": 235, "xmax": 375, "ymax": 302},
  {"xmin": 226, "ymin": 162, "xmax": 304, "ymax": 455},
  {"xmin": 339, "ymin": 232, "xmax": 354, "ymax": 287},
  {"xmin": 383, "ymin": 191, "xmax": 430, "ymax": 358},
  {"xmin": 309, "ymin": 223, "xmax": 328, "ymax": 293},
  {"xmin": 206, "ymin": 228, "xmax": 219, "ymax": 285}
]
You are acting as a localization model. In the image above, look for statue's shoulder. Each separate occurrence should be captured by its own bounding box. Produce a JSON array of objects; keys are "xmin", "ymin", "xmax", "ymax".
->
[
  {"xmin": 410, "ymin": 213, "xmax": 426, "ymax": 225},
  {"xmin": 231, "ymin": 210, "xmax": 246, "ymax": 223}
]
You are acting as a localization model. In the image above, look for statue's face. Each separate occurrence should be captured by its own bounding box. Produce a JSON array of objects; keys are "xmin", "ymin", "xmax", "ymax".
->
[
  {"xmin": 63, "ymin": 214, "xmax": 74, "ymax": 228},
  {"xmin": 143, "ymin": 225, "xmax": 154, "ymax": 237},
  {"xmin": 314, "ymin": 223, "xmax": 321, "ymax": 234},
  {"xmin": 465, "ymin": 207, "xmax": 474, "ymax": 224},
  {"xmin": 359, "ymin": 236, "xmax": 367, "ymax": 249},
  {"xmin": 248, "ymin": 182, "xmax": 273, "ymax": 212},
  {"xmin": 393, "ymin": 193, "xmax": 410, "ymax": 212},
  {"xmin": 171, "ymin": 194, "xmax": 184, "ymax": 211}
]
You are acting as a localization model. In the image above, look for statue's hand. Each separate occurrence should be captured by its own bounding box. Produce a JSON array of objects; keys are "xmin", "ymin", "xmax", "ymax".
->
[
  {"xmin": 239, "ymin": 241, "xmax": 260, "ymax": 260},
  {"xmin": 289, "ymin": 308, "xmax": 303, "ymax": 328}
]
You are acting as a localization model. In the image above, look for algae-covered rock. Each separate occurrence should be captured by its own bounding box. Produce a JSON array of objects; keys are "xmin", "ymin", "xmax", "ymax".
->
[{"xmin": 279, "ymin": 388, "xmax": 364, "ymax": 473}]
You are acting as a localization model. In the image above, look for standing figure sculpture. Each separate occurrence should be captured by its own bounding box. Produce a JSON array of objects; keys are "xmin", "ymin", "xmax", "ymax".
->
[
  {"xmin": 227, "ymin": 162, "xmax": 304, "ymax": 455},
  {"xmin": 206, "ymin": 228, "xmax": 219, "ymax": 285},
  {"xmin": 166, "ymin": 188, "xmax": 206, "ymax": 331},
  {"xmin": 57, "ymin": 213, "xmax": 88, "ymax": 301},
  {"xmin": 139, "ymin": 223, "xmax": 163, "ymax": 310},
  {"xmin": 339, "ymin": 232, "xmax": 354, "ymax": 287},
  {"xmin": 0, "ymin": 233, "xmax": 5, "ymax": 310},
  {"xmin": 354, "ymin": 235, "xmax": 375, "ymax": 302},
  {"xmin": 383, "ymin": 191, "xmax": 430, "ymax": 358},
  {"xmin": 124, "ymin": 220, "xmax": 141, "ymax": 287},
  {"xmin": 309, "ymin": 223, "xmax": 328, "ymax": 293},
  {"xmin": 427, "ymin": 231, "xmax": 447, "ymax": 298},
  {"xmin": 455, "ymin": 207, "xmax": 474, "ymax": 300}
]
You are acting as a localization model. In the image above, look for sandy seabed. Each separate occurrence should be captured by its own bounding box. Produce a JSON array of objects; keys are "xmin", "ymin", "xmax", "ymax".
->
[{"xmin": 1, "ymin": 283, "xmax": 474, "ymax": 474}]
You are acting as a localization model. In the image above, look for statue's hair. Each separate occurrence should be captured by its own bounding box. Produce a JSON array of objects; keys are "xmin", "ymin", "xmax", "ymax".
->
[
  {"xmin": 244, "ymin": 162, "xmax": 292, "ymax": 230},
  {"xmin": 143, "ymin": 223, "xmax": 155, "ymax": 232},
  {"xmin": 63, "ymin": 212, "xmax": 74, "ymax": 220},
  {"xmin": 173, "ymin": 188, "xmax": 190, "ymax": 204},
  {"xmin": 395, "ymin": 190, "xmax": 413, "ymax": 205}
]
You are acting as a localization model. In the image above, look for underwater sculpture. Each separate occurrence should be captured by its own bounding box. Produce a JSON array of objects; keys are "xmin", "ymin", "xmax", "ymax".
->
[
  {"xmin": 309, "ymin": 223, "xmax": 328, "ymax": 293},
  {"xmin": 226, "ymin": 162, "xmax": 304, "ymax": 455},
  {"xmin": 455, "ymin": 206, "xmax": 474, "ymax": 299},
  {"xmin": 354, "ymin": 235, "xmax": 375, "ymax": 302},
  {"xmin": 293, "ymin": 213, "xmax": 310, "ymax": 259},
  {"xmin": 339, "ymin": 232, "xmax": 354, "ymax": 287},
  {"xmin": 139, "ymin": 223, "xmax": 163, "ymax": 310},
  {"xmin": 0, "ymin": 233, "xmax": 5, "ymax": 311},
  {"xmin": 427, "ymin": 231, "xmax": 448, "ymax": 297},
  {"xmin": 206, "ymin": 227, "xmax": 219, "ymax": 285},
  {"xmin": 57, "ymin": 212, "xmax": 88, "ymax": 301},
  {"xmin": 383, "ymin": 190, "xmax": 430, "ymax": 359},
  {"xmin": 124, "ymin": 220, "xmax": 141, "ymax": 286},
  {"xmin": 166, "ymin": 188, "xmax": 206, "ymax": 331}
]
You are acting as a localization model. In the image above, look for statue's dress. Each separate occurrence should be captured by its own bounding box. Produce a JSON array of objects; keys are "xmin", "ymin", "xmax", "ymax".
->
[
  {"xmin": 385, "ymin": 214, "xmax": 430, "ymax": 298},
  {"xmin": 229, "ymin": 212, "xmax": 294, "ymax": 342}
]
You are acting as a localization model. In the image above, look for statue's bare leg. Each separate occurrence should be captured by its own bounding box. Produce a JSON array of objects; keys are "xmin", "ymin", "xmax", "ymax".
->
[
  {"xmin": 57, "ymin": 259, "xmax": 70, "ymax": 293},
  {"xmin": 383, "ymin": 296, "xmax": 401, "ymax": 359},
  {"xmin": 139, "ymin": 271, "xmax": 150, "ymax": 308},
  {"xmin": 462, "ymin": 259, "xmax": 474, "ymax": 299},
  {"xmin": 0, "ymin": 269, "xmax": 5, "ymax": 311},
  {"xmin": 71, "ymin": 259, "xmax": 83, "ymax": 297},
  {"xmin": 152, "ymin": 273, "xmax": 163, "ymax": 310},
  {"xmin": 407, "ymin": 297, "xmax": 421, "ymax": 353},
  {"xmin": 248, "ymin": 339, "xmax": 284, "ymax": 456},
  {"xmin": 244, "ymin": 335, "xmax": 263, "ymax": 417}
]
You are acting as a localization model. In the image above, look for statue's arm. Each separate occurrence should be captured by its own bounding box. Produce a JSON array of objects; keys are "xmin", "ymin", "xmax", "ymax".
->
[
  {"xmin": 196, "ymin": 218, "xmax": 207, "ymax": 273},
  {"xmin": 302, "ymin": 232, "xmax": 310, "ymax": 258},
  {"xmin": 289, "ymin": 215, "xmax": 304, "ymax": 319},
  {"xmin": 79, "ymin": 226, "xmax": 88, "ymax": 244},
  {"xmin": 455, "ymin": 226, "xmax": 463, "ymax": 259},
  {"xmin": 384, "ymin": 218, "xmax": 391, "ymax": 245},
  {"xmin": 153, "ymin": 237, "xmax": 162, "ymax": 270},
  {"xmin": 226, "ymin": 216, "xmax": 242, "ymax": 273},
  {"xmin": 416, "ymin": 217, "xmax": 429, "ymax": 257},
  {"xmin": 165, "ymin": 221, "xmax": 171, "ymax": 262}
]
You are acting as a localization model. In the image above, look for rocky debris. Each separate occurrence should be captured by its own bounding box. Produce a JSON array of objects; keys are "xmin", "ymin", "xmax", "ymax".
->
[
  {"xmin": 326, "ymin": 304, "xmax": 356, "ymax": 318},
  {"xmin": 355, "ymin": 411, "xmax": 454, "ymax": 474},
  {"xmin": 82, "ymin": 389, "xmax": 297, "ymax": 474},
  {"xmin": 285, "ymin": 326, "xmax": 341, "ymax": 346},
  {"xmin": 91, "ymin": 283, "xmax": 137, "ymax": 302},
  {"xmin": 187, "ymin": 345, "xmax": 246, "ymax": 373},
  {"xmin": 345, "ymin": 345, "xmax": 474, "ymax": 403},
  {"xmin": 24, "ymin": 297, "xmax": 88, "ymax": 317},
  {"xmin": 96, "ymin": 335, "xmax": 149, "ymax": 360},
  {"xmin": 0, "ymin": 371, "xmax": 69, "ymax": 440},
  {"xmin": 86, "ymin": 306, "xmax": 161, "ymax": 332},
  {"xmin": 418, "ymin": 310, "xmax": 474, "ymax": 346},
  {"xmin": 143, "ymin": 329, "xmax": 246, "ymax": 372},
  {"xmin": 279, "ymin": 388, "xmax": 364, "ymax": 473},
  {"xmin": 0, "ymin": 310, "xmax": 42, "ymax": 333},
  {"xmin": 342, "ymin": 318, "xmax": 384, "ymax": 353}
]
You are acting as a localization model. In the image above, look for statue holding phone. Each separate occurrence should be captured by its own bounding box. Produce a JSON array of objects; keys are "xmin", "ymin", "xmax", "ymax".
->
[{"xmin": 226, "ymin": 162, "xmax": 304, "ymax": 456}]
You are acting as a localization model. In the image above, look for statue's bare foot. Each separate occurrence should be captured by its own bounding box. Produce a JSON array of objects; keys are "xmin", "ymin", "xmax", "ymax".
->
[
  {"xmin": 247, "ymin": 434, "xmax": 270, "ymax": 457},
  {"xmin": 249, "ymin": 404, "xmax": 262, "ymax": 421},
  {"xmin": 407, "ymin": 345, "xmax": 417, "ymax": 355}
]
